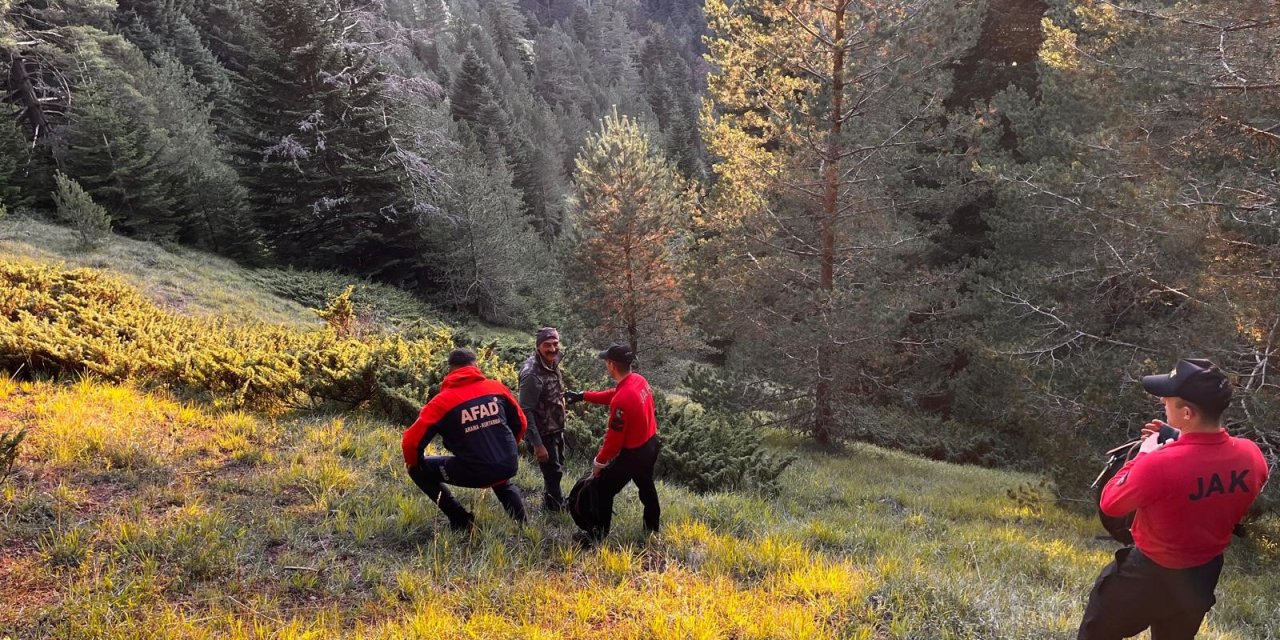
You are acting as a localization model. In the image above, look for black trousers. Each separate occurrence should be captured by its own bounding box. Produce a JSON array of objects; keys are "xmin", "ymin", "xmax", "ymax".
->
[
  {"xmin": 536, "ymin": 431, "xmax": 566, "ymax": 508},
  {"xmin": 408, "ymin": 456, "xmax": 526, "ymax": 527},
  {"xmin": 593, "ymin": 436, "xmax": 661, "ymax": 538},
  {"xmin": 1078, "ymin": 547, "xmax": 1223, "ymax": 640}
]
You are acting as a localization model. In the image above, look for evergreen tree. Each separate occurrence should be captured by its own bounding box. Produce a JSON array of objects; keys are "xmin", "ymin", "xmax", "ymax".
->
[
  {"xmin": 570, "ymin": 110, "xmax": 690, "ymax": 359},
  {"xmin": 58, "ymin": 81, "xmax": 178, "ymax": 240},
  {"xmin": 701, "ymin": 0, "xmax": 980, "ymax": 442},
  {"xmin": 0, "ymin": 111, "xmax": 32, "ymax": 209},
  {"xmin": 449, "ymin": 45, "xmax": 498, "ymax": 126},
  {"xmin": 433, "ymin": 136, "xmax": 548, "ymax": 322},
  {"xmin": 967, "ymin": 0, "xmax": 1280, "ymax": 490},
  {"xmin": 238, "ymin": 0, "xmax": 417, "ymax": 280},
  {"xmin": 52, "ymin": 171, "xmax": 112, "ymax": 246}
]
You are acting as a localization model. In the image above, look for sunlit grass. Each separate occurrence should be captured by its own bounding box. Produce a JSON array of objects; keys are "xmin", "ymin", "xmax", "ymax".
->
[{"xmin": 1, "ymin": 377, "xmax": 1277, "ymax": 639}]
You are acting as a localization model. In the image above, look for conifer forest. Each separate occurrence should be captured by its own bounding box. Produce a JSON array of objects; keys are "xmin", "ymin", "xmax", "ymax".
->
[{"xmin": 4, "ymin": 0, "xmax": 1280, "ymax": 500}]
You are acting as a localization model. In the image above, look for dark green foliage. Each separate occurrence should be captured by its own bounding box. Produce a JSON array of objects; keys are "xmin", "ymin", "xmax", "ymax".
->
[
  {"xmin": 681, "ymin": 364, "xmax": 760, "ymax": 417},
  {"xmin": 0, "ymin": 112, "xmax": 34, "ymax": 210},
  {"xmin": 236, "ymin": 0, "xmax": 418, "ymax": 280},
  {"xmin": 58, "ymin": 81, "xmax": 178, "ymax": 240},
  {"xmin": 656, "ymin": 394, "xmax": 795, "ymax": 495},
  {"xmin": 844, "ymin": 405, "xmax": 1028, "ymax": 469},
  {"xmin": 1, "ymin": 427, "xmax": 26, "ymax": 484},
  {"xmin": 51, "ymin": 172, "xmax": 112, "ymax": 247}
]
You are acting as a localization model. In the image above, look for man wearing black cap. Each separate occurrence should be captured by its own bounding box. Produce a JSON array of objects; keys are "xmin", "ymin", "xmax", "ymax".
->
[
  {"xmin": 1078, "ymin": 358, "xmax": 1269, "ymax": 639},
  {"xmin": 564, "ymin": 342, "xmax": 660, "ymax": 543},
  {"xmin": 401, "ymin": 349, "xmax": 529, "ymax": 531},
  {"xmin": 518, "ymin": 327, "xmax": 570, "ymax": 511}
]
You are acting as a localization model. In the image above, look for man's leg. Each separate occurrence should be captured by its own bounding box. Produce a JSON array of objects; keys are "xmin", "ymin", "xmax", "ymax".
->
[
  {"xmin": 539, "ymin": 432, "xmax": 566, "ymax": 510},
  {"xmin": 1150, "ymin": 555, "xmax": 1223, "ymax": 640},
  {"xmin": 631, "ymin": 437, "xmax": 661, "ymax": 534},
  {"xmin": 591, "ymin": 461, "xmax": 633, "ymax": 540},
  {"xmin": 407, "ymin": 457, "xmax": 473, "ymax": 530},
  {"xmin": 491, "ymin": 479, "xmax": 528, "ymax": 523},
  {"xmin": 1077, "ymin": 547, "xmax": 1161, "ymax": 640}
]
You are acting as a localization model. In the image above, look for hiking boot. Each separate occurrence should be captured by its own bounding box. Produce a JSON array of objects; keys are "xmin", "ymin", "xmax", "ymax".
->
[
  {"xmin": 544, "ymin": 496, "xmax": 566, "ymax": 513},
  {"xmin": 449, "ymin": 515, "xmax": 476, "ymax": 534},
  {"xmin": 572, "ymin": 530, "xmax": 598, "ymax": 550}
]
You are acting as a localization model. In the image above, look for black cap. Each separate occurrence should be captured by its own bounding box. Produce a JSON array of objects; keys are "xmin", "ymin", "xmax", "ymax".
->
[
  {"xmin": 597, "ymin": 343, "xmax": 635, "ymax": 364},
  {"xmin": 1141, "ymin": 358, "xmax": 1231, "ymax": 412},
  {"xmin": 447, "ymin": 348, "xmax": 477, "ymax": 368}
]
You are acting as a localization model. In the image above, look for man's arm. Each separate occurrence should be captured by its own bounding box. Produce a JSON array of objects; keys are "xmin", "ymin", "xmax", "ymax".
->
[
  {"xmin": 1100, "ymin": 452, "xmax": 1169, "ymax": 516},
  {"xmin": 517, "ymin": 371, "xmax": 543, "ymax": 448},
  {"xmin": 584, "ymin": 388, "xmax": 617, "ymax": 405},
  {"xmin": 501, "ymin": 386, "xmax": 529, "ymax": 444},
  {"xmin": 401, "ymin": 403, "xmax": 445, "ymax": 467},
  {"xmin": 594, "ymin": 393, "xmax": 635, "ymax": 467}
]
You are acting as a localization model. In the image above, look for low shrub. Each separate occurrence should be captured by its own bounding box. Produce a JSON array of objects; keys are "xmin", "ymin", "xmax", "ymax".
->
[
  {"xmin": 0, "ymin": 260, "xmax": 484, "ymax": 415},
  {"xmin": 656, "ymin": 393, "xmax": 795, "ymax": 495}
]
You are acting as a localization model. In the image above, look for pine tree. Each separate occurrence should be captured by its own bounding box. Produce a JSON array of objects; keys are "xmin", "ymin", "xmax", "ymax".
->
[
  {"xmin": 237, "ymin": 0, "xmax": 417, "ymax": 280},
  {"xmin": 570, "ymin": 110, "xmax": 690, "ymax": 359},
  {"xmin": 701, "ymin": 0, "xmax": 980, "ymax": 442},
  {"xmin": 59, "ymin": 81, "xmax": 178, "ymax": 240},
  {"xmin": 432, "ymin": 137, "xmax": 548, "ymax": 322},
  {"xmin": 450, "ymin": 46, "xmax": 497, "ymax": 126},
  {"xmin": 52, "ymin": 171, "xmax": 112, "ymax": 247}
]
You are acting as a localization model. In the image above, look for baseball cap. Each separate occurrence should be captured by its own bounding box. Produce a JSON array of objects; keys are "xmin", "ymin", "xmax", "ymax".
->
[
  {"xmin": 1141, "ymin": 358, "xmax": 1231, "ymax": 412},
  {"xmin": 597, "ymin": 343, "xmax": 635, "ymax": 364}
]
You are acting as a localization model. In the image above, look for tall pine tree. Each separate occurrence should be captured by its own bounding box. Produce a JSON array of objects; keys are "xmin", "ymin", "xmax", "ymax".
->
[
  {"xmin": 238, "ymin": 0, "xmax": 417, "ymax": 280},
  {"xmin": 570, "ymin": 111, "xmax": 690, "ymax": 359},
  {"xmin": 701, "ymin": 0, "xmax": 980, "ymax": 442}
]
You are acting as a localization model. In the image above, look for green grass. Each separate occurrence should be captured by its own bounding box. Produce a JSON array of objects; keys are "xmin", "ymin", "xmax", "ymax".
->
[
  {"xmin": 1, "ymin": 376, "xmax": 1277, "ymax": 639},
  {"xmin": 2, "ymin": 219, "xmax": 1277, "ymax": 639}
]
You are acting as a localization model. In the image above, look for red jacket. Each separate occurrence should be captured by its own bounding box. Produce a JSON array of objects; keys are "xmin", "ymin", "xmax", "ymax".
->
[
  {"xmin": 401, "ymin": 366, "xmax": 527, "ymax": 468},
  {"xmin": 584, "ymin": 372, "xmax": 658, "ymax": 464},
  {"xmin": 1101, "ymin": 429, "xmax": 1269, "ymax": 569}
]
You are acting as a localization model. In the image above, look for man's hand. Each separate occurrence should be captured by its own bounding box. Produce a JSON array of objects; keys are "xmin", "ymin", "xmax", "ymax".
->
[
  {"xmin": 1141, "ymin": 419, "xmax": 1180, "ymax": 442},
  {"xmin": 564, "ymin": 390, "xmax": 585, "ymax": 404},
  {"xmin": 1139, "ymin": 431, "xmax": 1166, "ymax": 454},
  {"xmin": 1141, "ymin": 419, "xmax": 1167, "ymax": 439},
  {"xmin": 591, "ymin": 457, "xmax": 607, "ymax": 478},
  {"xmin": 533, "ymin": 444, "xmax": 549, "ymax": 463}
]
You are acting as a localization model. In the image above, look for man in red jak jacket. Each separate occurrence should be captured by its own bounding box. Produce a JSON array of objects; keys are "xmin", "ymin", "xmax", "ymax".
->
[
  {"xmin": 564, "ymin": 343, "xmax": 660, "ymax": 545},
  {"xmin": 1078, "ymin": 358, "xmax": 1269, "ymax": 639},
  {"xmin": 402, "ymin": 349, "xmax": 529, "ymax": 531}
]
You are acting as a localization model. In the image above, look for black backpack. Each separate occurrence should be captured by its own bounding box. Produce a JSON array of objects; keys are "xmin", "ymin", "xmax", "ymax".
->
[
  {"xmin": 567, "ymin": 472, "xmax": 605, "ymax": 534},
  {"xmin": 1092, "ymin": 425, "xmax": 1180, "ymax": 543}
]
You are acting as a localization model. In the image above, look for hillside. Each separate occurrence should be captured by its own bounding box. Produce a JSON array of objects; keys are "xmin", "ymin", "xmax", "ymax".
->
[{"xmin": 1, "ymin": 222, "xmax": 1278, "ymax": 639}]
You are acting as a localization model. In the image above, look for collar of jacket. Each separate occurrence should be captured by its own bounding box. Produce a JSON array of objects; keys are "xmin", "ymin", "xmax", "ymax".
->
[{"xmin": 441, "ymin": 365, "xmax": 487, "ymax": 388}]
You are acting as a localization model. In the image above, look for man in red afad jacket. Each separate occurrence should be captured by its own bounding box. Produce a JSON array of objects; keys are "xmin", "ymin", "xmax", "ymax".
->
[
  {"xmin": 401, "ymin": 349, "xmax": 528, "ymax": 531},
  {"xmin": 564, "ymin": 343, "xmax": 660, "ymax": 543},
  {"xmin": 1078, "ymin": 358, "xmax": 1270, "ymax": 639}
]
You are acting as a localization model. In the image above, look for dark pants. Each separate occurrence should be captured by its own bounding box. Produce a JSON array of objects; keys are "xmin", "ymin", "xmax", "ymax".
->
[
  {"xmin": 1078, "ymin": 547, "xmax": 1223, "ymax": 640},
  {"xmin": 592, "ymin": 436, "xmax": 661, "ymax": 539},
  {"xmin": 408, "ymin": 456, "xmax": 526, "ymax": 528},
  {"xmin": 537, "ymin": 431, "xmax": 566, "ymax": 509}
]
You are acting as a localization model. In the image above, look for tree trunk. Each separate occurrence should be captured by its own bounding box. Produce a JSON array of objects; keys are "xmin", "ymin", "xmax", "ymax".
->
[
  {"xmin": 812, "ymin": 3, "xmax": 846, "ymax": 445},
  {"xmin": 7, "ymin": 51, "xmax": 50, "ymax": 138}
]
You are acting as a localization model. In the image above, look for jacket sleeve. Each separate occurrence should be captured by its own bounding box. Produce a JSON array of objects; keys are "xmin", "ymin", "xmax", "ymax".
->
[
  {"xmin": 517, "ymin": 370, "xmax": 543, "ymax": 447},
  {"xmin": 1100, "ymin": 452, "xmax": 1169, "ymax": 517},
  {"xmin": 584, "ymin": 388, "xmax": 617, "ymax": 405},
  {"xmin": 402, "ymin": 402, "xmax": 446, "ymax": 467},
  {"xmin": 502, "ymin": 386, "xmax": 528, "ymax": 444},
  {"xmin": 595, "ymin": 393, "xmax": 633, "ymax": 464}
]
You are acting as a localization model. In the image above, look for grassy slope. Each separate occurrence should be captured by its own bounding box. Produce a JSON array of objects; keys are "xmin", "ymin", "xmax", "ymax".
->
[{"xmin": 2, "ymin": 222, "xmax": 1277, "ymax": 639}]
